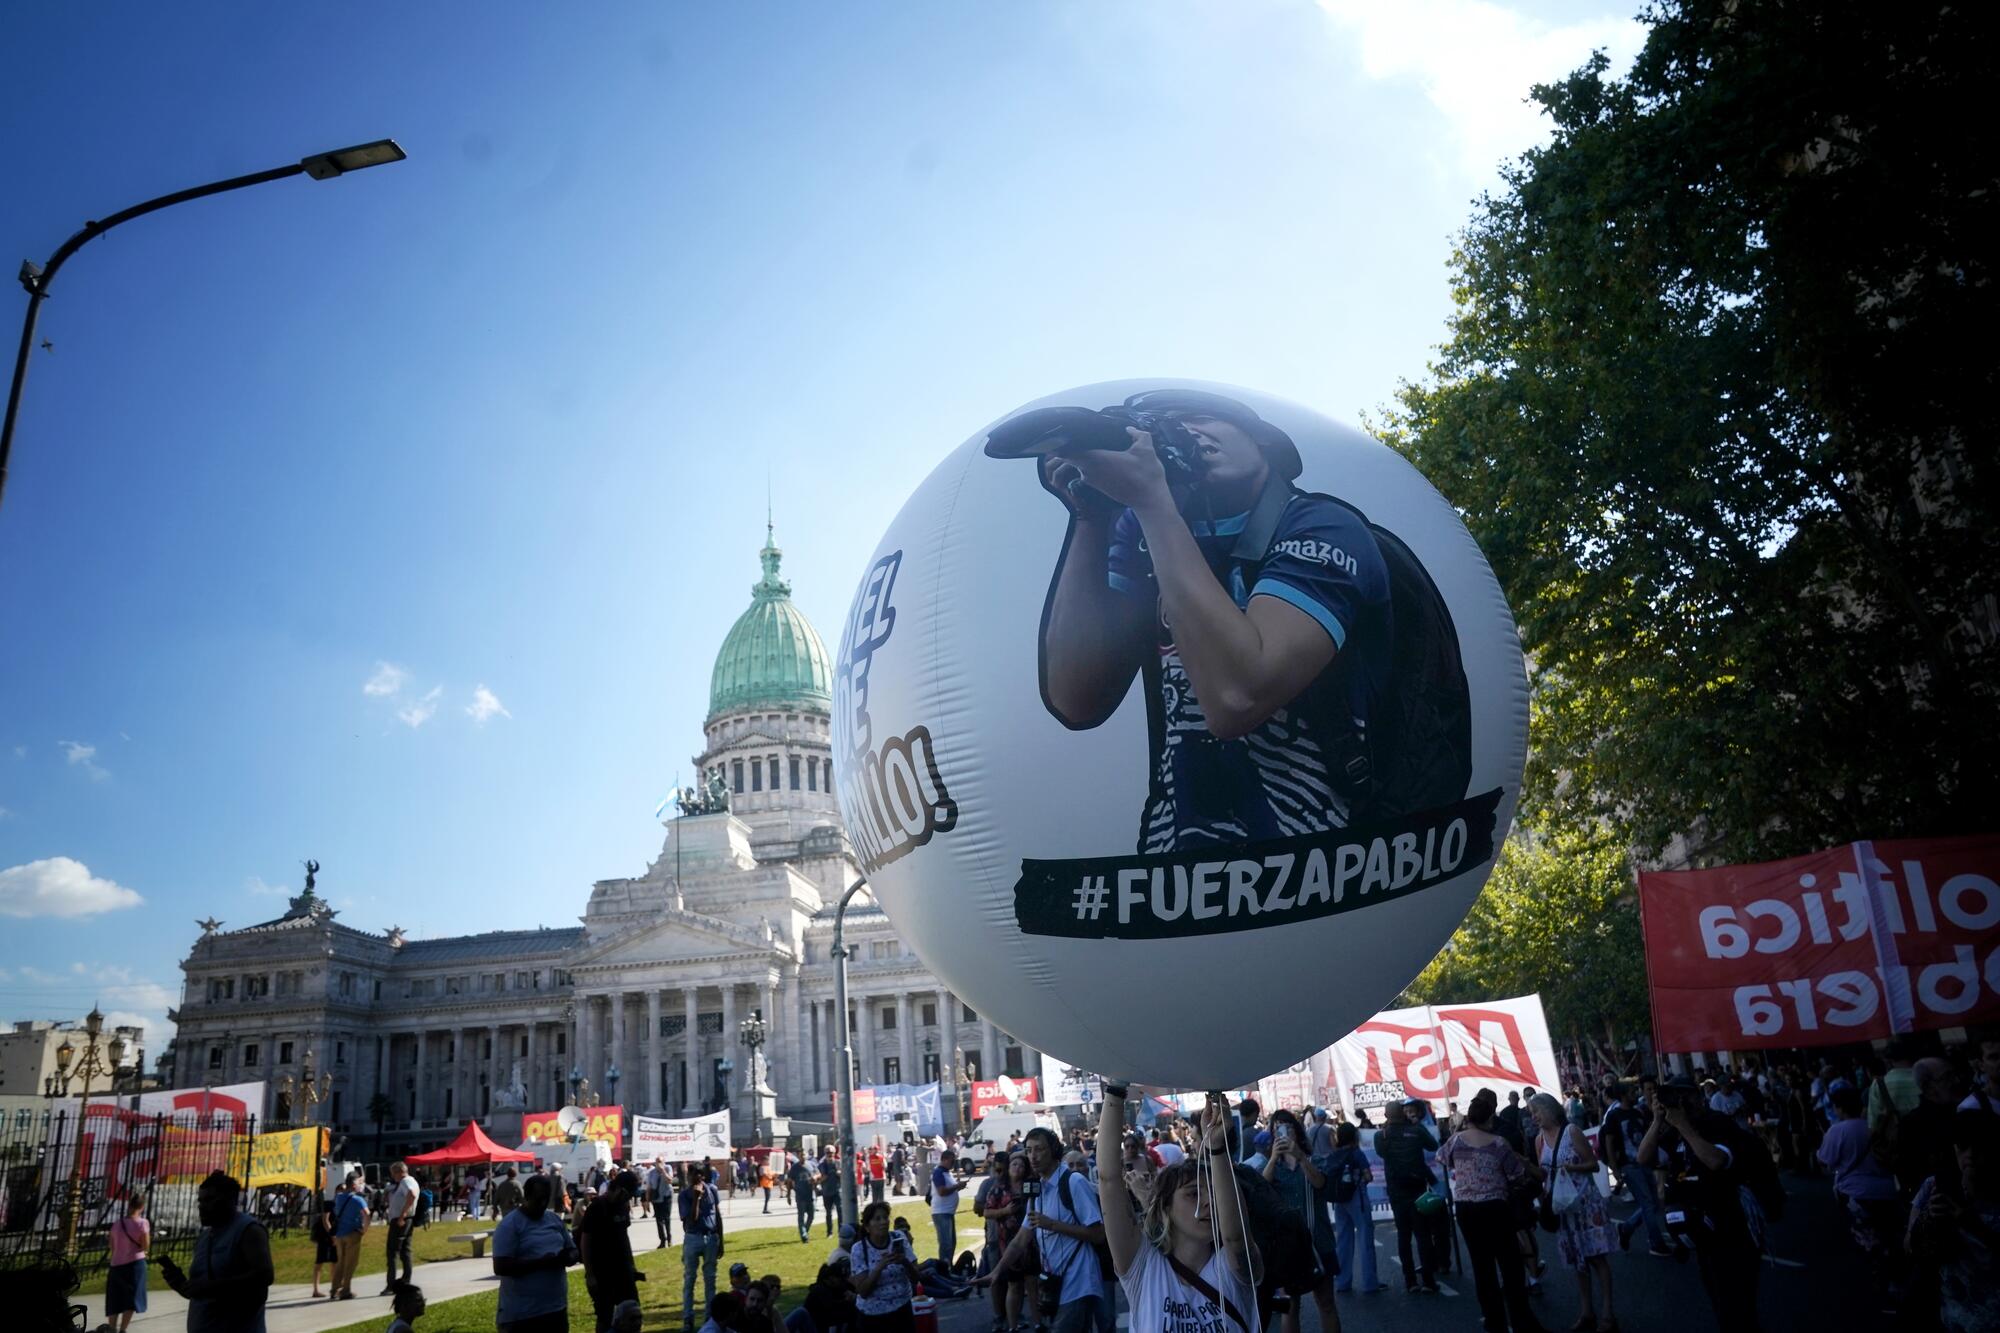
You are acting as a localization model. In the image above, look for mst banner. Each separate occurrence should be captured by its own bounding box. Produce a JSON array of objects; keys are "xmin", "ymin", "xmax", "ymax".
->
[
  {"xmin": 630, "ymin": 1112, "xmax": 730, "ymax": 1162},
  {"xmin": 1326, "ymin": 993, "xmax": 1560, "ymax": 1116},
  {"xmin": 1638, "ymin": 835, "xmax": 2000, "ymax": 1051}
]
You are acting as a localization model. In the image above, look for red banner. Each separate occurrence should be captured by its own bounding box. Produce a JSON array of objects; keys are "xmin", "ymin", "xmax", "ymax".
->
[
  {"xmin": 521, "ymin": 1106, "xmax": 624, "ymax": 1146},
  {"xmin": 1637, "ymin": 835, "xmax": 2000, "ymax": 1051},
  {"xmin": 970, "ymin": 1078, "xmax": 1038, "ymax": 1120}
]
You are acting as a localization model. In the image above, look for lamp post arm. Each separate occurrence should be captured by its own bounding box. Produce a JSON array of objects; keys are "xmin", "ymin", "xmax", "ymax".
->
[{"xmin": 1, "ymin": 160, "xmax": 305, "ymax": 510}]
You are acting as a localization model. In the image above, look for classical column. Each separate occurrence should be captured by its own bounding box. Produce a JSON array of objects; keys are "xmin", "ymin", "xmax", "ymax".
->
[
  {"xmin": 981, "ymin": 1018, "xmax": 1000, "ymax": 1080},
  {"xmin": 583, "ymin": 995, "xmax": 600, "ymax": 1089},
  {"xmin": 764, "ymin": 980, "xmax": 782, "ymax": 1098},
  {"xmin": 1026, "ymin": 1047, "xmax": 1043, "ymax": 1079},
  {"xmin": 451, "ymin": 1026, "xmax": 467, "ymax": 1120},
  {"xmin": 525, "ymin": 1023, "xmax": 540, "ymax": 1108},
  {"xmin": 488, "ymin": 1024, "xmax": 504, "ymax": 1116},
  {"xmin": 721, "ymin": 985, "xmax": 740, "ymax": 1097},
  {"xmin": 610, "ymin": 993, "xmax": 628, "ymax": 1103},
  {"xmin": 645, "ymin": 990, "xmax": 663, "ymax": 1114},
  {"xmin": 682, "ymin": 987, "xmax": 701, "ymax": 1114},
  {"xmin": 412, "ymin": 1030, "xmax": 429, "ymax": 1121},
  {"xmin": 939, "ymin": 990, "xmax": 958, "ymax": 1073},
  {"xmin": 856, "ymin": 993, "xmax": 877, "ymax": 1086},
  {"xmin": 896, "ymin": 994, "xmax": 915, "ymax": 1086},
  {"xmin": 781, "ymin": 966, "xmax": 805, "ymax": 1107}
]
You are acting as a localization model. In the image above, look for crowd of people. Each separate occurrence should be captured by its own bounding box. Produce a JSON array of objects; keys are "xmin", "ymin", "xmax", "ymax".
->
[{"xmin": 86, "ymin": 1027, "xmax": 1998, "ymax": 1333}]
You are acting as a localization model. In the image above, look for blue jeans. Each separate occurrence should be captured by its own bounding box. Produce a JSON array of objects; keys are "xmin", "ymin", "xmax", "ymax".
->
[
  {"xmin": 1333, "ymin": 1186, "xmax": 1380, "ymax": 1292},
  {"xmin": 1051, "ymin": 1290, "xmax": 1112, "ymax": 1333},
  {"xmin": 681, "ymin": 1230, "xmax": 720, "ymax": 1326},
  {"xmin": 932, "ymin": 1214, "xmax": 956, "ymax": 1264},
  {"xmin": 1617, "ymin": 1164, "xmax": 1672, "ymax": 1251}
]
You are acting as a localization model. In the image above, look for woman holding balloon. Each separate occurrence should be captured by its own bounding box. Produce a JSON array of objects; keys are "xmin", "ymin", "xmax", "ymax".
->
[{"xmin": 1098, "ymin": 1087, "xmax": 1261, "ymax": 1333}]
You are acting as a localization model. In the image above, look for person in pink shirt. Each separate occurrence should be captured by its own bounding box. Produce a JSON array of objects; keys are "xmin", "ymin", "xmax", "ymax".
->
[{"xmin": 105, "ymin": 1193, "xmax": 150, "ymax": 1331}]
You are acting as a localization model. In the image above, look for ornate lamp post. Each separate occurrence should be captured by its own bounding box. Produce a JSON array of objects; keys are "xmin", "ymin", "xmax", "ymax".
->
[
  {"xmin": 278, "ymin": 1045, "xmax": 334, "ymax": 1124},
  {"xmin": 738, "ymin": 1013, "xmax": 767, "ymax": 1097},
  {"xmin": 48, "ymin": 1007, "xmax": 127, "ymax": 1255},
  {"xmin": 569, "ymin": 1065, "xmax": 601, "ymax": 1109},
  {"xmin": 951, "ymin": 1052, "xmax": 972, "ymax": 1132},
  {"xmin": 604, "ymin": 1063, "xmax": 621, "ymax": 1109}
]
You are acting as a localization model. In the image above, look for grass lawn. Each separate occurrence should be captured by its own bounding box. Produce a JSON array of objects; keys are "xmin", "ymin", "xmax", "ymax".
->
[
  {"xmin": 71, "ymin": 1216, "xmax": 508, "ymax": 1295},
  {"xmin": 321, "ymin": 1202, "xmax": 948, "ymax": 1333}
]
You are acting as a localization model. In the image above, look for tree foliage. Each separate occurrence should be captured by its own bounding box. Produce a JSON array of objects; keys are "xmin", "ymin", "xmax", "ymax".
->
[
  {"xmin": 1400, "ymin": 835, "xmax": 1650, "ymax": 1066},
  {"xmin": 1380, "ymin": 1, "xmax": 1999, "ymax": 864}
]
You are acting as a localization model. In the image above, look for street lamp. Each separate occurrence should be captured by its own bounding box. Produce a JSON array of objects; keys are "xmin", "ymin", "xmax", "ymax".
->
[
  {"xmin": 48, "ymin": 1007, "xmax": 127, "ymax": 1255},
  {"xmin": 604, "ymin": 1063, "xmax": 621, "ymax": 1109},
  {"xmin": 569, "ymin": 1065, "xmax": 601, "ymax": 1109},
  {"xmin": 738, "ymin": 1012, "xmax": 767, "ymax": 1096},
  {"xmin": 0, "ymin": 138, "xmax": 407, "ymax": 513},
  {"xmin": 830, "ymin": 876, "xmax": 870, "ymax": 1230},
  {"xmin": 278, "ymin": 1045, "xmax": 334, "ymax": 1124}
]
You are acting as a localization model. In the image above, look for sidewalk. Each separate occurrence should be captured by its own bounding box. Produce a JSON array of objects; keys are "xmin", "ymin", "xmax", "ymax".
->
[{"xmin": 77, "ymin": 1185, "xmax": 939, "ymax": 1333}]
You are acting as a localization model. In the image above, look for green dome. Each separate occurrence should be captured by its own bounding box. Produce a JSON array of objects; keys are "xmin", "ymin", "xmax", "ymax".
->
[{"xmin": 707, "ymin": 526, "xmax": 833, "ymax": 722}]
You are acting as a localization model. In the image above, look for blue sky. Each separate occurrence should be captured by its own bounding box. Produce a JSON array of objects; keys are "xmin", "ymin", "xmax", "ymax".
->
[{"xmin": 0, "ymin": 1, "xmax": 1644, "ymax": 1058}]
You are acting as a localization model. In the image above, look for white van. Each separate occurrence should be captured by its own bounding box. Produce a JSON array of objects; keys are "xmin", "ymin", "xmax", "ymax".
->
[
  {"xmin": 959, "ymin": 1106, "xmax": 1061, "ymax": 1169},
  {"xmin": 524, "ymin": 1138, "xmax": 612, "ymax": 1183}
]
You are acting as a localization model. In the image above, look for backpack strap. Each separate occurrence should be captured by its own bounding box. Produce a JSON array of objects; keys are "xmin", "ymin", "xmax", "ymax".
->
[
  {"xmin": 1226, "ymin": 475, "xmax": 1297, "ymax": 566},
  {"xmin": 1166, "ymin": 1252, "xmax": 1251, "ymax": 1333}
]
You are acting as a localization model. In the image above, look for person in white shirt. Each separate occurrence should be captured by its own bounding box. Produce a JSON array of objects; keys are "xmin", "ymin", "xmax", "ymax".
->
[
  {"xmin": 1098, "ymin": 1088, "xmax": 1258, "ymax": 1333},
  {"xmin": 381, "ymin": 1161, "xmax": 419, "ymax": 1293}
]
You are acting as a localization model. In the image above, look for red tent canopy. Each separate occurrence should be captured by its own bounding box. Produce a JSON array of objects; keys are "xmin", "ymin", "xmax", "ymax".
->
[{"xmin": 405, "ymin": 1121, "xmax": 537, "ymax": 1166}]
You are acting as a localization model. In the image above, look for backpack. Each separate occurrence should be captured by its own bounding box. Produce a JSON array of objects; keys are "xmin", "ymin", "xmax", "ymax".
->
[
  {"xmin": 1323, "ymin": 515, "xmax": 1473, "ymax": 822},
  {"xmin": 1714, "ymin": 1116, "xmax": 1786, "ymax": 1223},
  {"xmin": 1054, "ymin": 1169, "xmax": 1116, "ymax": 1282}
]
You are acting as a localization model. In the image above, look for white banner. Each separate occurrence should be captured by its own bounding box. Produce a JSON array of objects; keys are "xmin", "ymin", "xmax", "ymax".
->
[
  {"xmin": 134, "ymin": 1081, "xmax": 267, "ymax": 1129},
  {"xmin": 630, "ymin": 1110, "xmax": 730, "ymax": 1163},
  {"xmin": 1038, "ymin": 1055, "xmax": 1104, "ymax": 1106},
  {"xmin": 1323, "ymin": 993, "xmax": 1560, "ymax": 1117}
]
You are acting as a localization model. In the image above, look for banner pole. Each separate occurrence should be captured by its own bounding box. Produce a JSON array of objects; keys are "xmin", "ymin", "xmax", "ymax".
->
[{"xmin": 1630, "ymin": 854, "xmax": 1668, "ymax": 1073}]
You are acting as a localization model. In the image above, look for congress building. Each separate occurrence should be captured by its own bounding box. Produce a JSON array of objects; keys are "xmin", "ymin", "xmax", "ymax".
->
[{"xmin": 166, "ymin": 528, "xmax": 1041, "ymax": 1151}]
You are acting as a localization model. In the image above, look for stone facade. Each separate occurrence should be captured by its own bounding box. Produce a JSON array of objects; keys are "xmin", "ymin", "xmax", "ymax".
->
[{"xmin": 167, "ymin": 533, "xmax": 1037, "ymax": 1150}]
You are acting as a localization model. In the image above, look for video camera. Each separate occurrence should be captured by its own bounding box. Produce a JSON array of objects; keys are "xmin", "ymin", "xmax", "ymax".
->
[{"xmin": 984, "ymin": 404, "xmax": 1209, "ymax": 511}]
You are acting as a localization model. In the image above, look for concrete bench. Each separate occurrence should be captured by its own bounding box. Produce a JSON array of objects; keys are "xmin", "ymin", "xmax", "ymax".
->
[{"xmin": 449, "ymin": 1232, "xmax": 492, "ymax": 1259}]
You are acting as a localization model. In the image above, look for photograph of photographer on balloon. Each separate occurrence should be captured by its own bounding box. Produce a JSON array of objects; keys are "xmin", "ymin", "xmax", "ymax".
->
[{"xmin": 986, "ymin": 389, "xmax": 1471, "ymax": 853}]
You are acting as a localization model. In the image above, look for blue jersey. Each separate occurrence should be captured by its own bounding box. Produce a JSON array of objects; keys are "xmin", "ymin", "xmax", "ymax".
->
[{"xmin": 1107, "ymin": 489, "xmax": 1392, "ymax": 851}]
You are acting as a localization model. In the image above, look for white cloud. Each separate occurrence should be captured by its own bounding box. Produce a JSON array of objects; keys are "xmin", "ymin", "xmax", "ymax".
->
[
  {"xmin": 397, "ymin": 685, "xmax": 443, "ymax": 729},
  {"xmin": 10, "ymin": 745, "xmax": 25, "ymax": 759},
  {"xmin": 57, "ymin": 739, "xmax": 109, "ymax": 781},
  {"xmin": 246, "ymin": 875, "xmax": 288, "ymax": 898},
  {"xmin": 363, "ymin": 662, "xmax": 409, "ymax": 697},
  {"xmin": 1317, "ymin": 0, "xmax": 1645, "ymax": 177},
  {"xmin": 465, "ymin": 685, "xmax": 511, "ymax": 725},
  {"xmin": 0, "ymin": 857, "xmax": 143, "ymax": 918},
  {"xmin": 0, "ymin": 805, "xmax": 12, "ymax": 820},
  {"xmin": 69, "ymin": 962, "xmax": 177, "ymax": 1014}
]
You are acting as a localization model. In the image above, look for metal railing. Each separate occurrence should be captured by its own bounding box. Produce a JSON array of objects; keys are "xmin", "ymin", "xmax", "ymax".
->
[{"xmin": 0, "ymin": 1107, "xmax": 304, "ymax": 1277}]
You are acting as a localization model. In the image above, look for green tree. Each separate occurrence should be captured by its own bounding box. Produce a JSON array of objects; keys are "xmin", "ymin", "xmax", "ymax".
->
[
  {"xmin": 1400, "ymin": 835, "xmax": 1650, "ymax": 1069},
  {"xmin": 1380, "ymin": 1, "xmax": 1999, "ymax": 864}
]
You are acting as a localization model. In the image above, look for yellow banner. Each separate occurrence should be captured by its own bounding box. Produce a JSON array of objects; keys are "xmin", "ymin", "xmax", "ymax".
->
[
  {"xmin": 248, "ymin": 1126, "xmax": 326, "ymax": 1189},
  {"xmin": 160, "ymin": 1125, "xmax": 251, "ymax": 1185}
]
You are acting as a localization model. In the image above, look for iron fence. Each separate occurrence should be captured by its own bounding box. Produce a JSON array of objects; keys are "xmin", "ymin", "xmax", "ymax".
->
[{"xmin": 0, "ymin": 1105, "xmax": 311, "ymax": 1277}]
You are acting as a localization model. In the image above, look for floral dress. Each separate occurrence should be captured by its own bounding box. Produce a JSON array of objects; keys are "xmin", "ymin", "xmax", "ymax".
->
[{"xmin": 1542, "ymin": 1126, "xmax": 1617, "ymax": 1270}]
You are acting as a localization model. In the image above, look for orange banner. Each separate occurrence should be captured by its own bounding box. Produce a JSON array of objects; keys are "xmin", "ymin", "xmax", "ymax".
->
[{"xmin": 521, "ymin": 1106, "xmax": 624, "ymax": 1146}]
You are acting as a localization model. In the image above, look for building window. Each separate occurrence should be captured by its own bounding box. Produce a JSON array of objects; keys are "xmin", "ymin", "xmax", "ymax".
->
[
  {"xmin": 883, "ymin": 1057, "xmax": 900, "ymax": 1083},
  {"xmin": 921, "ymin": 1002, "xmax": 937, "ymax": 1026},
  {"xmin": 962, "ymin": 1003, "xmax": 977, "ymax": 1023},
  {"xmin": 751, "ymin": 760, "xmax": 763, "ymax": 792},
  {"xmin": 373, "ymin": 980, "xmax": 383, "ymax": 1000},
  {"xmin": 517, "ymin": 971, "xmax": 532, "ymax": 989},
  {"xmin": 242, "ymin": 1043, "xmax": 260, "ymax": 1068},
  {"xmin": 733, "ymin": 759, "xmax": 744, "ymax": 793},
  {"xmin": 1004, "ymin": 1045, "xmax": 1023, "ymax": 1077},
  {"xmin": 922, "ymin": 1053, "xmax": 940, "ymax": 1082},
  {"xmin": 556, "ymin": 1032, "xmax": 567, "ymax": 1055},
  {"xmin": 552, "ymin": 969, "xmax": 571, "ymax": 986},
  {"xmin": 243, "ymin": 975, "xmax": 269, "ymax": 999},
  {"xmin": 768, "ymin": 755, "xmax": 779, "ymax": 790},
  {"xmin": 279, "ymin": 1041, "xmax": 295, "ymax": 1065},
  {"xmin": 880, "ymin": 1006, "xmax": 897, "ymax": 1030},
  {"xmin": 210, "ymin": 979, "xmax": 235, "ymax": 1001},
  {"xmin": 339, "ymin": 972, "xmax": 355, "ymax": 997},
  {"xmin": 336, "ymin": 1041, "xmax": 347, "ymax": 1065},
  {"xmin": 807, "ymin": 758, "xmax": 818, "ymax": 791},
  {"xmin": 790, "ymin": 756, "xmax": 801, "ymax": 790},
  {"xmin": 208, "ymin": 1047, "xmax": 224, "ymax": 1070}
]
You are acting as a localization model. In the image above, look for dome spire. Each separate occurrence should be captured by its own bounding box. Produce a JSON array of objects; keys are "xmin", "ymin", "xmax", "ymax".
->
[{"xmin": 756, "ymin": 504, "xmax": 789, "ymax": 598}]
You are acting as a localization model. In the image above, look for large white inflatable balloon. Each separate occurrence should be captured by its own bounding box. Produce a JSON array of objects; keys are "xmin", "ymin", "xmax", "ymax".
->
[{"xmin": 832, "ymin": 380, "xmax": 1527, "ymax": 1089}]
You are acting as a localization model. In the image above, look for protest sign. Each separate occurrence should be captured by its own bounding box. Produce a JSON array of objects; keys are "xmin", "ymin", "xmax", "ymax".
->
[
  {"xmin": 249, "ymin": 1126, "xmax": 325, "ymax": 1188},
  {"xmin": 630, "ymin": 1111, "xmax": 730, "ymax": 1162},
  {"xmin": 1637, "ymin": 835, "xmax": 2000, "ymax": 1050},
  {"xmin": 1325, "ymin": 992, "xmax": 1559, "ymax": 1116}
]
